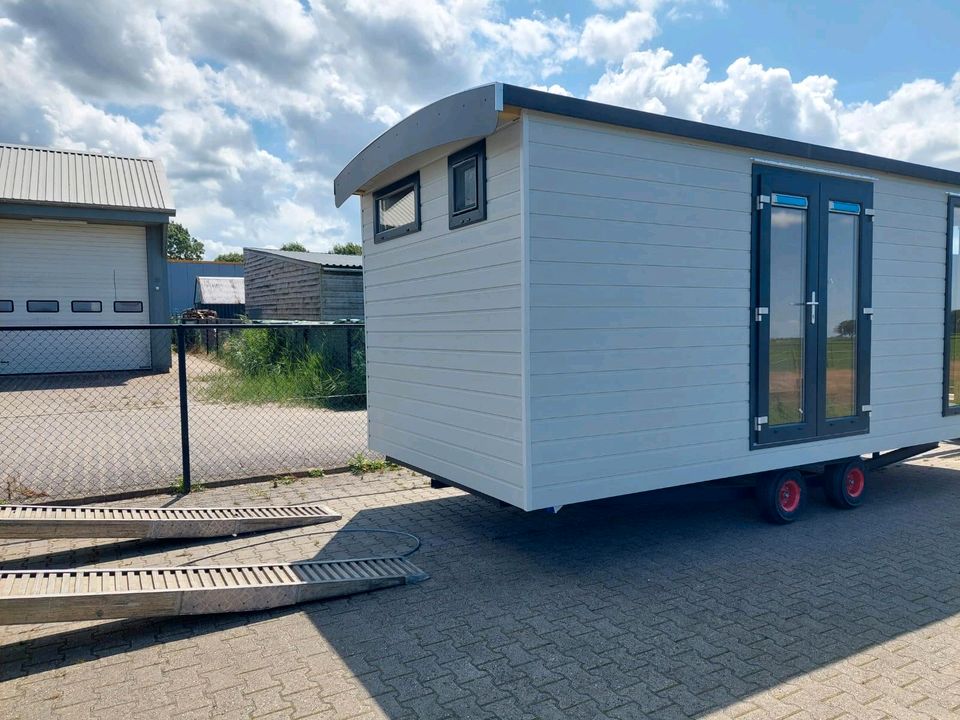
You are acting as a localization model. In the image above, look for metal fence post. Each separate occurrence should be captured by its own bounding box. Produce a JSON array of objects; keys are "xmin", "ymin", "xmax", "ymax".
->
[
  {"xmin": 346, "ymin": 326, "xmax": 353, "ymax": 372},
  {"xmin": 176, "ymin": 325, "xmax": 192, "ymax": 492}
]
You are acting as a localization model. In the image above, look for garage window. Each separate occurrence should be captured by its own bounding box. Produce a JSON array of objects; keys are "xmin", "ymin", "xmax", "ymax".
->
[
  {"xmin": 448, "ymin": 140, "xmax": 486, "ymax": 230},
  {"xmin": 0, "ymin": 300, "xmax": 12, "ymax": 312},
  {"xmin": 114, "ymin": 301, "xmax": 143, "ymax": 313},
  {"xmin": 374, "ymin": 172, "xmax": 420, "ymax": 243},
  {"xmin": 27, "ymin": 300, "xmax": 59, "ymax": 313},
  {"xmin": 71, "ymin": 300, "xmax": 102, "ymax": 313}
]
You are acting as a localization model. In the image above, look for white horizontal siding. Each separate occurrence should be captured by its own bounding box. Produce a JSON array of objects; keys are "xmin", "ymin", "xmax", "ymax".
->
[
  {"xmin": 363, "ymin": 121, "xmax": 525, "ymax": 505},
  {"xmin": 526, "ymin": 112, "xmax": 960, "ymax": 509}
]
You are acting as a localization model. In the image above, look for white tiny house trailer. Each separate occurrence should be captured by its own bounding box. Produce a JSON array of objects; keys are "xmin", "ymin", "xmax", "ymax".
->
[{"xmin": 335, "ymin": 83, "xmax": 960, "ymax": 522}]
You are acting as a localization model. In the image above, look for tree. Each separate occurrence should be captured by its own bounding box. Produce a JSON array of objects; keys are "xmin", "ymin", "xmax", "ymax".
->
[
  {"xmin": 834, "ymin": 319, "xmax": 856, "ymax": 338},
  {"xmin": 332, "ymin": 242, "xmax": 362, "ymax": 255},
  {"xmin": 280, "ymin": 242, "xmax": 307, "ymax": 252},
  {"xmin": 214, "ymin": 252, "xmax": 244, "ymax": 263},
  {"xmin": 167, "ymin": 222, "xmax": 204, "ymax": 260}
]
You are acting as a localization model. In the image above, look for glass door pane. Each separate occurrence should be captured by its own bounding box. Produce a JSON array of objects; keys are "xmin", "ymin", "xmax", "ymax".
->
[
  {"xmin": 768, "ymin": 204, "xmax": 808, "ymax": 426},
  {"xmin": 825, "ymin": 210, "xmax": 859, "ymax": 418},
  {"xmin": 949, "ymin": 211, "xmax": 960, "ymax": 408},
  {"xmin": 754, "ymin": 166, "xmax": 871, "ymax": 447}
]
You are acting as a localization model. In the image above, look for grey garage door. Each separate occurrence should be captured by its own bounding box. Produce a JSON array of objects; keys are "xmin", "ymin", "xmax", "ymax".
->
[{"xmin": 0, "ymin": 219, "xmax": 151, "ymax": 374}]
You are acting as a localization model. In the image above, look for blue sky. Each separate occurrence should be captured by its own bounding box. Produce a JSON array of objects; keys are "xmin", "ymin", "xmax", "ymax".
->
[
  {"xmin": 508, "ymin": 0, "xmax": 960, "ymax": 100},
  {"xmin": 1, "ymin": 0, "xmax": 957, "ymax": 257}
]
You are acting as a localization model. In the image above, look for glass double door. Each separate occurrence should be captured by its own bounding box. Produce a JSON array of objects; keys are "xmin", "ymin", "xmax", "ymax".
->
[{"xmin": 753, "ymin": 166, "xmax": 872, "ymax": 447}]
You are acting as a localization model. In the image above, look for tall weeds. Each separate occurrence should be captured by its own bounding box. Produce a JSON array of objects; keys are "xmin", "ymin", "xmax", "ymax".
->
[{"xmin": 201, "ymin": 327, "xmax": 365, "ymax": 409}]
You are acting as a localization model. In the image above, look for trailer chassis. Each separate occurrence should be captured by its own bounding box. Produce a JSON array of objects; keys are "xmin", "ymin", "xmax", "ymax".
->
[{"xmin": 398, "ymin": 441, "xmax": 943, "ymax": 524}]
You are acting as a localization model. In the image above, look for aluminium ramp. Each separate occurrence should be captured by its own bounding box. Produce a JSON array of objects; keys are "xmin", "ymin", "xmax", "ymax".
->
[
  {"xmin": 0, "ymin": 504, "xmax": 341, "ymax": 539},
  {"xmin": 0, "ymin": 557, "xmax": 428, "ymax": 624}
]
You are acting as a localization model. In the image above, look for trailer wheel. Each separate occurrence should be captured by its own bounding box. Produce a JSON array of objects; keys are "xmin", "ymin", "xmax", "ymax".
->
[
  {"xmin": 824, "ymin": 458, "xmax": 866, "ymax": 509},
  {"xmin": 757, "ymin": 469, "xmax": 807, "ymax": 524}
]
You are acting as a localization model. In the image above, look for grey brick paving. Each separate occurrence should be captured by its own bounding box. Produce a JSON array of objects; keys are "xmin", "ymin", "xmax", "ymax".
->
[{"xmin": 4, "ymin": 448, "xmax": 960, "ymax": 718}]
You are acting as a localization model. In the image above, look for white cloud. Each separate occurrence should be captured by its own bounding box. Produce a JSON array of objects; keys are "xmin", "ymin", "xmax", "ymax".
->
[
  {"xmin": 665, "ymin": 0, "xmax": 728, "ymax": 21},
  {"xmin": 0, "ymin": 0, "xmax": 957, "ymax": 261},
  {"xmin": 588, "ymin": 51, "xmax": 960, "ymax": 170},
  {"xmin": 2, "ymin": 0, "xmax": 207, "ymax": 106},
  {"xmin": 839, "ymin": 74, "xmax": 960, "ymax": 169},
  {"xmin": 530, "ymin": 84, "xmax": 575, "ymax": 97},
  {"xmin": 578, "ymin": 11, "xmax": 659, "ymax": 64}
]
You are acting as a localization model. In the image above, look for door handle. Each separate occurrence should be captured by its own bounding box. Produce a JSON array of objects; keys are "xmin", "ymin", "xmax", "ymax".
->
[{"xmin": 804, "ymin": 291, "xmax": 818, "ymax": 325}]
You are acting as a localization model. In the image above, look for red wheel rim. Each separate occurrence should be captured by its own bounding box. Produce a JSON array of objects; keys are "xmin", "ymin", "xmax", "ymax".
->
[
  {"xmin": 779, "ymin": 479, "xmax": 801, "ymax": 513},
  {"xmin": 846, "ymin": 467, "xmax": 865, "ymax": 498}
]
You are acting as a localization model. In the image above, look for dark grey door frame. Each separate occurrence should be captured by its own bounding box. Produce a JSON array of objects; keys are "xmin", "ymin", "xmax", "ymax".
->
[{"xmin": 751, "ymin": 164, "xmax": 873, "ymax": 449}]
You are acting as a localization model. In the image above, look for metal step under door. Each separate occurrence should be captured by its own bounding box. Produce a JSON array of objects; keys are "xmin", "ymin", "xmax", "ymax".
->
[
  {"xmin": 0, "ymin": 504, "xmax": 341, "ymax": 539},
  {"xmin": 0, "ymin": 556, "xmax": 428, "ymax": 624}
]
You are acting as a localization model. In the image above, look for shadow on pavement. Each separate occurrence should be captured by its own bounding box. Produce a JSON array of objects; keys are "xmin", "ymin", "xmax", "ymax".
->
[
  {"xmin": 0, "ymin": 369, "xmax": 161, "ymax": 392},
  {"xmin": 2, "ymin": 461, "xmax": 960, "ymax": 717}
]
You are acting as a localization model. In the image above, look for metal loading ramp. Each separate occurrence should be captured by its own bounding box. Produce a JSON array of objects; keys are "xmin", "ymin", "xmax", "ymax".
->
[
  {"xmin": 0, "ymin": 557, "xmax": 428, "ymax": 624},
  {"xmin": 0, "ymin": 504, "xmax": 341, "ymax": 539}
]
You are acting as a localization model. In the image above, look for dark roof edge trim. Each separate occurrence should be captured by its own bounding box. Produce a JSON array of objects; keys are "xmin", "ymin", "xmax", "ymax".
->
[
  {"xmin": 334, "ymin": 84, "xmax": 502, "ymax": 207},
  {"xmin": 0, "ymin": 197, "xmax": 175, "ymax": 215},
  {"xmin": 500, "ymin": 84, "xmax": 960, "ymax": 188},
  {"xmin": 0, "ymin": 202, "xmax": 173, "ymax": 225}
]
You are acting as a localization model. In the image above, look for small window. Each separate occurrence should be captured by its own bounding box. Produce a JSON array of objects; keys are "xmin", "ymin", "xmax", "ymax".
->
[
  {"xmin": 71, "ymin": 300, "xmax": 102, "ymax": 313},
  {"xmin": 114, "ymin": 300, "xmax": 143, "ymax": 313},
  {"xmin": 448, "ymin": 140, "xmax": 486, "ymax": 229},
  {"xmin": 374, "ymin": 172, "xmax": 420, "ymax": 243},
  {"xmin": 0, "ymin": 300, "xmax": 12, "ymax": 313},
  {"xmin": 27, "ymin": 300, "xmax": 59, "ymax": 313}
]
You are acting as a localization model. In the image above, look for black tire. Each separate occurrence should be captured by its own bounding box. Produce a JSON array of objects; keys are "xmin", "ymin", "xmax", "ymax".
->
[
  {"xmin": 824, "ymin": 458, "xmax": 866, "ymax": 509},
  {"xmin": 757, "ymin": 469, "xmax": 807, "ymax": 524}
]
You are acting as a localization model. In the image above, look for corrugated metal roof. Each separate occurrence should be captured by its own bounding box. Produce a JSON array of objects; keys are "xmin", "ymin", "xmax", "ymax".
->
[
  {"xmin": 246, "ymin": 248, "xmax": 363, "ymax": 268},
  {"xmin": 195, "ymin": 276, "xmax": 245, "ymax": 305},
  {"xmin": 0, "ymin": 143, "xmax": 175, "ymax": 213}
]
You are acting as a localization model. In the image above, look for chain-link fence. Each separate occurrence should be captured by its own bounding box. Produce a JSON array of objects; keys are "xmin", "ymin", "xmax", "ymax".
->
[{"xmin": 0, "ymin": 323, "xmax": 369, "ymax": 502}]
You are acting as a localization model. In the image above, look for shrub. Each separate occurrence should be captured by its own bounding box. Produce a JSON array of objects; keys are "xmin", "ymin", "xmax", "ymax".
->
[
  {"xmin": 348, "ymin": 452, "xmax": 397, "ymax": 475},
  {"xmin": 202, "ymin": 327, "xmax": 365, "ymax": 408}
]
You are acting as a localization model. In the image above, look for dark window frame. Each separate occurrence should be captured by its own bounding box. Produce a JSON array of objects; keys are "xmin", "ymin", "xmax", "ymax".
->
[
  {"xmin": 26, "ymin": 300, "xmax": 59, "ymax": 313},
  {"xmin": 373, "ymin": 171, "xmax": 420, "ymax": 243},
  {"xmin": 114, "ymin": 300, "xmax": 144, "ymax": 313},
  {"xmin": 448, "ymin": 139, "xmax": 486, "ymax": 230},
  {"xmin": 71, "ymin": 300, "xmax": 102, "ymax": 313},
  {"xmin": 944, "ymin": 195, "xmax": 960, "ymax": 415},
  {"xmin": 750, "ymin": 164, "xmax": 873, "ymax": 449},
  {"xmin": 0, "ymin": 300, "xmax": 12, "ymax": 313}
]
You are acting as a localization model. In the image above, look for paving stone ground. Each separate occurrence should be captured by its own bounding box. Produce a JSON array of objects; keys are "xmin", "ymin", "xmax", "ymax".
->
[
  {"xmin": 0, "ymin": 353, "xmax": 368, "ymax": 500},
  {"xmin": 4, "ymin": 447, "xmax": 960, "ymax": 719}
]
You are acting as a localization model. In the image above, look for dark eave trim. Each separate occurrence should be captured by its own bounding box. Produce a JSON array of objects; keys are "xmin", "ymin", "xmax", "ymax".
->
[
  {"xmin": 334, "ymin": 84, "xmax": 502, "ymax": 207},
  {"xmin": 0, "ymin": 202, "xmax": 173, "ymax": 225},
  {"xmin": 503, "ymin": 84, "xmax": 960, "ymax": 188},
  {"xmin": 333, "ymin": 83, "xmax": 960, "ymax": 206}
]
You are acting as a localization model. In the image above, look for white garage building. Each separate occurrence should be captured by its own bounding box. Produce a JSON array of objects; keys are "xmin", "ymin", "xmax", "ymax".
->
[{"xmin": 0, "ymin": 144, "xmax": 175, "ymax": 375}]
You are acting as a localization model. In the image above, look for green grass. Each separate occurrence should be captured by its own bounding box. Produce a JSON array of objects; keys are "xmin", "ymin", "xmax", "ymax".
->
[
  {"xmin": 347, "ymin": 452, "xmax": 398, "ymax": 476},
  {"xmin": 768, "ymin": 336, "xmax": 854, "ymax": 371},
  {"xmin": 768, "ymin": 335, "xmax": 858, "ymax": 425},
  {"xmin": 171, "ymin": 475, "xmax": 205, "ymax": 494},
  {"xmin": 949, "ymin": 334, "xmax": 960, "ymax": 404},
  {"xmin": 199, "ymin": 327, "xmax": 365, "ymax": 408}
]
